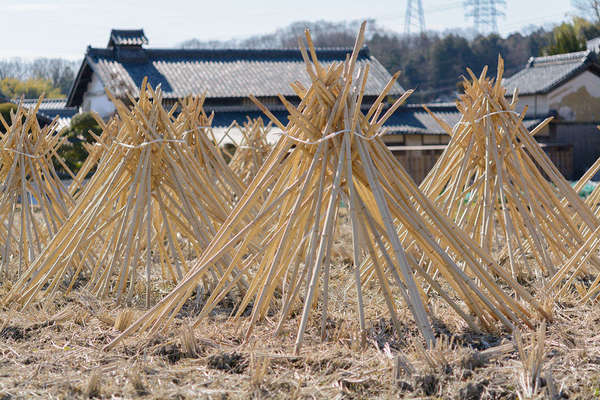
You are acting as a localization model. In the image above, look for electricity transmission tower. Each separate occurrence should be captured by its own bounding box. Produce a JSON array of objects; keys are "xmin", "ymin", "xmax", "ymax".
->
[
  {"xmin": 405, "ymin": 0, "xmax": 425, "ymax": 35},
  {"xmin": 464, "ymin": 0, "xmax": 506, "ymax": 33}
]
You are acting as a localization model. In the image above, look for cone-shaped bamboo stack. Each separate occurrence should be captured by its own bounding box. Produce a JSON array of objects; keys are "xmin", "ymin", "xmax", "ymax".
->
[
  {"xmin": 548, "ymin": 153, "xmax": 600, "ymax": 301},
  {"xmin": 4, "ymin": 82, "xmax": 247, "ymax": 308},
  {"xmin": 228, "ymin": 118, "xmax": 272, "ymax": 184},
  {"xmin": 573, "ymin": 155, "xmax": 600, "ymax": 217},
  {"xmin": 420, "ymin": 58, "xmax": 600, "ymax": 282},
  {"xmin": 0, "ymin": 99, "xmax": 76, "ymax": 279},
  {"xmin": 177, "ymin": 96, "xmax": 247, "ymax": 198},
  {"xmin": 104, "ymin": 23, "xmax": 549, "ymax": 354}
]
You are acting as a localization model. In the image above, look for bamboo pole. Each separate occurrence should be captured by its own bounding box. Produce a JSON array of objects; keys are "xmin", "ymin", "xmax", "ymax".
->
[
  {"xmin": 228, "ymin": 117, "xmax": 273, "ymax": 185},
  {"xmin": 0, "ymin": 98, "xmax": 76, "ymax": 280},
  {"xmin": 420, "ymin": 56, "xmax": 600, "ymax": 293},
  {"xmin": 104, "ymin": 23, "xmax": 549, "ymax": 354},
  {"xmin": 4, "ymin": 83, "xmax": 247, "ymax": 307}
]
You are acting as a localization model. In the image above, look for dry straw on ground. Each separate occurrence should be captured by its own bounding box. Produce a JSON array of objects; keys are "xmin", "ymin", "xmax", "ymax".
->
[
  {"xmin": 0, "ymin": 260, "xmax": 596, "ymax": 399},
  {"xmin": 104, "ymin": 23, "xmax": 549, "ymax": 355},
  {"xmin": 0, "ymin": 99, "xmax": 76, "ymax": 280},
  {"xmin": 0, "ymin": 55, "xmax": 594, "ymax": 396},
  {"xmin": 420, "ymin": 59, "xmax": 600, "ymax": 292},
  {"xmin": 4, "ymin": 82, "xmax": 248, "ymax": 308}
]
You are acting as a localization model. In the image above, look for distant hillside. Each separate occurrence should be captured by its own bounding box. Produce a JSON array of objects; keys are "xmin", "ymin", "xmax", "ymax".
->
[{"xmin": 180, "ymin": 19, "xmax": 594, "ymax": 103}]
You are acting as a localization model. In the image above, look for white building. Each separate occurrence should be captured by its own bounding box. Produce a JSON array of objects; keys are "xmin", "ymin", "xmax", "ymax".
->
[{"xmin": 503, "ymin": 50, "xmax": 600, "ymax": 178}]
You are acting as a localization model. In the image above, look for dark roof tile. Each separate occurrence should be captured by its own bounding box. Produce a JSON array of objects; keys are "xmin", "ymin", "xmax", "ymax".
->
[
  {"xmin": 503, "ymin": 50, "xmax": 599, "ymax": 95},
  {"xmin": 69, "ymin": 46, "xmax": 403, "ymax": 106},
  {"xmin": 109, "ymin": 29, "xmax": 148, "ymax": 47},
  {"xmin": 384, "ymin": 104, "xmax": 460, "ymax": 134},
  {"xmin": 209, "ymin": 103, "xmax": 544, "ymax": 135},
  {"xmin": 15, "ymin": 98, "xmax": 78, "ymax": 129}
]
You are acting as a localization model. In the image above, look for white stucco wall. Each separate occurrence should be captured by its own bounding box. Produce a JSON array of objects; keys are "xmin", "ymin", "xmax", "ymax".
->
[
  {"xmin": 81, "ymin": 72, "xmax": 116, "ymax": 119},
  {"xmin": 515, "ymin": 70, "xmax": 600, "ymax": 121},
  {"xmin": 548, "ymin": 70, "xmax": 600, "ymax": 121}
]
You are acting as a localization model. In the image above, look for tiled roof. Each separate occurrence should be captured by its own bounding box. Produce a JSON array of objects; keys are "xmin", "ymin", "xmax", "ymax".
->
[
  {"xmin": 369, "ymin": 104, "xmax": 545, "ymax": 135},
  {"xmin": 588, "ymin": 37, "xmax": 600, "ymax": 52},
  {"xmin": 384, "ymin": 103, "xmax": 459, "ymax": 134},
  {"xmin": 15, "ymin": 98, "xmax": 78, "ymax": 130},
  {"xmin": 19, "ymin": 98, "xmax": 68, "ymax": 110},
  {"xmin": 503, "ymin": 50, "xmax": 600, "ymax": 95},
  {"xmin": 108, "ymin": 29, "xmax": 148, "ymax": 47},
  {"xmin": 67, "ymin": 46, "xmax": 403, "ymax": 107},
  {"xmin": 209, "ymin": 103, "xmax": 547, "ymax": 136},
  {"xmin": 208, "ymin": 105, "xmax": 452, "ymax": 135}
]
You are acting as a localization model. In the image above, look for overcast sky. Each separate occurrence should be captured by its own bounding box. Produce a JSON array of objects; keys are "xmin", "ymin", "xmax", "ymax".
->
[{"xmin": 2, "ymin": 0, "xmax": 575, "ymax": 59}]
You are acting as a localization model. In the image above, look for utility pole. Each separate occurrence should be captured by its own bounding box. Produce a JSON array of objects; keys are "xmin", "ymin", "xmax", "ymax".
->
[
  {"xmin": 464, "ymin": 0, "xmax": 506, "ymax": 34},
  {"xmin": 405, "ymin": 0, "xmax": 426, "ymax": 35}
]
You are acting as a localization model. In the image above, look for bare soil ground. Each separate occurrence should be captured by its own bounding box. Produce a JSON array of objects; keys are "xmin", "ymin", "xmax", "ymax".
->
[
  {"xmin": 0, "ymin": 259, "xmax": 600, "ymax": 400},
  {"xmin": 0, "ymin": 211, "xmax": 599, "ymax": 398}
]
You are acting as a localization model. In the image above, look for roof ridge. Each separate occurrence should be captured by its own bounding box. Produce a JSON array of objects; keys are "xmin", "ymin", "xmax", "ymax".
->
[
  {"xmin": 87, "ymin": 46, "xmax": 370, "ymax": 56},
  {"xmin": 528, "ymin": 50, "xmax": 592, "ymax": 68},
  {"xmin": 19, "ymin": 98, "xmax": 68, "ymax": 102},
  {"xmin": 111, "ymin": 28, "xmax": 146, "ymax": 33},
  {"xmin": 109, "ymin": 28, "xmax": 148, "ymax": 47},
  {"xmin": 72, "ymin": 44, "xmax": 400, "ymax": 106}
]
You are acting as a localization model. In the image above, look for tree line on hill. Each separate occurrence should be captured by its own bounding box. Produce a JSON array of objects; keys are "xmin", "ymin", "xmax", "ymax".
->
[
  {"xmin": 0, "ymin": 5, "xmax": 598, "ymax": 104},
  {"xmin": 182, "ymin": 15, "xmax": 600, "ymax": 103}
]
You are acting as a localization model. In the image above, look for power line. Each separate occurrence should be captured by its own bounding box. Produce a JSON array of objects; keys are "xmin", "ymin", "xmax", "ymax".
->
[
  {"xmin": 375, "ymin": 1, "xmax": 462, "ymax": 22},
  {"xmin": 428, "ymin": 1, "xmax": 465, "ymax": 14},
  {"xmin": 405, "ymin": 0, "xmax": 426, "ymax": 35},
  {"xmin": 464, "ymin": 0, "xmax": 506, "ymax": 33},
  {"xmin": 500, "ymin": 11, "xmax": 567, "ymax": 31}
]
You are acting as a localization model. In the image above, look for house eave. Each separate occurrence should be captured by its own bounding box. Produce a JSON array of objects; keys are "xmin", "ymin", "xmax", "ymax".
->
[{"xmin": 66, "ymin": 54, "xmax": 99, "ymax": 108}]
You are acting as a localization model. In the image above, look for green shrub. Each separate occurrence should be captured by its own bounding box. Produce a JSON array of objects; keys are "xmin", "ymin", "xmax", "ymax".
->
[
  {"xmin": 0, "ymin": 103, "xmax": 18, "ymax": 130},
  {"xmin": 221, "ymin": 142, "xmax": 237, "ymax": 163},
  {"xmin": 57, "ymin": 112, "xmax": 102, "ymax": 175},
  {"xmin": 69, "ymin": 112, "xmax": 102, "ymax": 142},
  {"xmin": 0, "ymin": 77, "xmax": 63, "ymax": 99}
]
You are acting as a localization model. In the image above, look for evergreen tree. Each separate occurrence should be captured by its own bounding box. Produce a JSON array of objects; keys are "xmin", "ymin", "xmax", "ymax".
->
[{"xmin": 545, "ymin": 23, "xmax": 587, "ymax": 55}]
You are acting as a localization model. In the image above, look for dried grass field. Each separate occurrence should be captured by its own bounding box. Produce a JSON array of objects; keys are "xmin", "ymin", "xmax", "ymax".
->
[
  {"xmin": 0, "ymin": 213, "xmax": 599, "ymax": 400},
  {"xmin": 1, "ymin": 35, "xmax": 599, "ymax": 398}
]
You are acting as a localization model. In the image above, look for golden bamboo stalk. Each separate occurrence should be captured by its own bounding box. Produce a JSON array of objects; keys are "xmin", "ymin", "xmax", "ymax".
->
[
  {"xmin": 4, "ymin": 81, "xmax": 248, "ymax": 308},
  {"xmin": 104, "ymin": 22, "xmax": 549, "ymax": 354},
  {"xmin": 0, "ymin": 98, "xmax": 76, "ymax": 280},
  {"xmin": 228, "ymin": 117, "xmax": 273, "ymax": 185},
  {"xmin": 420, "ymin": 56, "xmax": 600, "ymax": 292}
]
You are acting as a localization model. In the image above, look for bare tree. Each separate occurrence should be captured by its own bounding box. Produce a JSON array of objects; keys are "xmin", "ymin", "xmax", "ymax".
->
[
  {"xmin": 179, "ymin": 19, "xmax": 383, "ymax": 49},
  {"xmin": 0, "ymin": 58, "xmax": 79, "ymax": 95},
  {"xmin": 573, "ymin": 0, "xmax": 600, "ymax": 24},
  {"xmin": 0, "ymin": 58, "xmax": 28, "ymax": 80}
]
